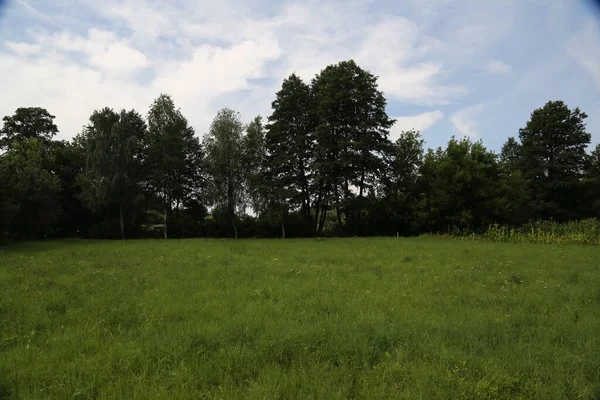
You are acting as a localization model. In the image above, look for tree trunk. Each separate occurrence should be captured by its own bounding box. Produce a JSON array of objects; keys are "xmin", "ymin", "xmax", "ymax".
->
[
  {"xmin": 336, "ymin": 205, "xmax": 343, "ymax": 227},
  {"xmin": 119, "ymin": 202, "xmax": 125, "ymax": 240},
  {"xmin": 299, "ymin": 160, "xmax": 310, "ymax": 218},
  {"xmin": 318, "ymin": 206, "xmax": 327, "ymax": 233},
  {"xmin": 313, "ymin": 179, "xmax": 324, "ymax": 232},
  {"xmin": 313, "ymin": 202, "xmax": 320, "ymax": 232},
  {"xmin": 359, "ymin": 169, "xmax": 365, "ymax": 198},
  {"xmin": 280, "ymin": 216, "xmax": 286, "ymax": 239},
  {"xmin": 232, "ymin": 218, "xmax": 238, "ymax": 239},
  {"xmin": 164, "ymin": 204, "xmax": 168, "ymax": 239}
]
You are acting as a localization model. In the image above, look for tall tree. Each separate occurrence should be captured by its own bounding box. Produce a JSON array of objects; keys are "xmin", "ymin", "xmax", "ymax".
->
[
  {"xmin": 265, "ymin": 74, "xmax": 315, "ymax": 225},
  {"xmin": 1, "ymin": 107, "xmax": 58, "ymax": 149},
  {"xmin": 146, "ymin": 94, "xmax": 202, "ymax": 239},
  {"xmin": 311, "ymin": 60, "xmax": 394, "ymax": 233},
  {"xmin": 0, "ymin": 138, "xmax": 62, "ymax": 240},
  {"xmin": 204, "ymin": 108, "xmax": 246, "ymax": 238},
  {"xmin": 388, "ymin": 130, "xmax": 425, "ymax": 195},
  {"xmin": 386, "ymin": 129, "xmax": 425, "ymax": 234},
  {"xmin": 517, "ymin": 100, "xmax": 591, "ymax": 220},
  {"xmin": 77, "ymin": 108, "xmax": 146, "ymax": 239},
  {"xmin": 50, "ymin": 139, "xmax": 92, "ymax": 237},
  {"xmin": 243, "ymin": 116, "xmax": 267, "ymax": 213}
]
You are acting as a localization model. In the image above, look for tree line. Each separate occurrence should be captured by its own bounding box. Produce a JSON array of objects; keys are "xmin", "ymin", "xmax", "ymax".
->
[{"xmin": 1, "ymin": 60, "xmax": 599, "ymax": 241}]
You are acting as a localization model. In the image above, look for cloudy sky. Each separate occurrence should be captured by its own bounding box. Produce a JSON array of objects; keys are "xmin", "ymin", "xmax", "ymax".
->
[{"xmin": 1, "ymin": 0, "xmax": 599, "ymax": 150}]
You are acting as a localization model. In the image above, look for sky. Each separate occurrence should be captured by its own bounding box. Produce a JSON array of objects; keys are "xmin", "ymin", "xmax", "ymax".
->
[{"xmin": 0, "ymin": 0, "xmax": 599, "ymax": 151}]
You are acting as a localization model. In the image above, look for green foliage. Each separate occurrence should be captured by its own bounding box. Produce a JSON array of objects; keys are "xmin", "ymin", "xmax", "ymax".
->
[
  {"xmin": 500, "ymin": 136, "xmax": 521, "ymax": 169},
  {"xmin": 265, "ymin": 73, "xmax": 314, "ymax": 222},
  {"xmin": 483, "ymin": 219, "xmax": 600, "ymax": 245},
  {"xmin": 49, "ymin": 140, "xmax": 92, "ymax": 236},
  {"xmin": 415, "ymin": 137, "xmax": 526, "ymax": 232},
  {"xmin": 146, "ymin": 94, "xmax": 203, "ymax": 238},
  {"xmin": 77, "ymin": 108, "xmax": 147, "ymax": 239},
  {"xmin": 516, "ymin": 100, "xmax": 591, "ymax": 220},
  {"xmin": 0, "ymin": 138, "xmax": 62, "ymax": 240},
  {"xmin": 0, "ymin": 107, "xmax": 58, "ymax": 149},
  {"xmin": 1, "ymin": 238, "xmax": 599, "ymax": 398},
  {"xmin": 243, "ymin": 116, "xmax": 267, "ymax": 213},
  {"xmin": 589, "ymin": 144, "xmax": 600, "ymax": 177},
  {"xmin": 203, "ymin": 108, "xmax": 247, "ymax": 238},
  {"xmin": 385, "ymin": 129, "xmax": 425, "ymax": 234},
  {"xmin": 1, "ymin": 69, "xmax": 598, "ymax": 240},
  {"xmin": 311, "ymin": 60, "xmax": 394, "ymax": 233}
]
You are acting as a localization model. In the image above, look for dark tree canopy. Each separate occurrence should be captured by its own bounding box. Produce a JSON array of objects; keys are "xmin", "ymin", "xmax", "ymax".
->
[
  {"xmin": 500, "ymin": 137, "xmax": 521, "ymax": 169},
  {"xmin": 415, "ymin": 137, "xmax": 518, "ymax": 232},
  {"xmin": 0, "ymin": 138, "xmax": 62, "ymax": 239},
  {"xmin": 1, "ymin": 107, "xmax": 59, "ymax": 149},
  {"xmin": 517, "ymin": 100, "xmax": 591, "ymax": 220},
  {"xmin": 588, "ymin": 144, "xmax": 600, "ymax": 178},
  {"xmin": 311, "ymin": 60, "xmax": 395, "ymax": 233},
  {"xmin": 145, "ymin": 94, "xmax": 202, "ymax": 239},
  {"xmin": 77, "ymin": 108, "xmax": 147, "ymax": 239},
  {"xmin": 266, "ymin": 73, "xmax": 314, "ymax": 221}
]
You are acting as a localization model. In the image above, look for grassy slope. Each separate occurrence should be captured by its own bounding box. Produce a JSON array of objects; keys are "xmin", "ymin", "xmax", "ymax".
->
[{"xmin": 0, "ymin": 238, "xmax": 599, "ymax": 399}]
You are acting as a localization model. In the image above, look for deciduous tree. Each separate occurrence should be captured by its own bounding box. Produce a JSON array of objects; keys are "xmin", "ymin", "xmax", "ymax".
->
[
  {"xmin": 204, "ymin": 108, "xmax": 246, "ymax": 238},
  {"xmin": 517, "ymin": 101, "xmax": 591, "ymax": 220},
  {"xmin": 77, "ymin": 108, "xmax": 146, "ymax": 239},
  {"xmin": 0, "ymin": 107, "xmax": 58, "ymax": 149},
  {"xmin": 311, "ymin": 60, "xmax": 394, "ymax": 233},
  {"xmin": 146, "ymin": 94, "xmax": 202, "ymax": 239},
  {"xmin": 265, "ymin": 74, "xmax": 315, "ymax": 225},
  {"xmin": 0, "ymin": 138, "xmax": 62, "ymax": 239}
]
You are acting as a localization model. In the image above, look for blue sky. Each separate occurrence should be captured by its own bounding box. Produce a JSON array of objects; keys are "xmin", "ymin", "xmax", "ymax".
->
[{"xmin": 0, "ymin": 0, "xmax": 599, "ymax": 151}]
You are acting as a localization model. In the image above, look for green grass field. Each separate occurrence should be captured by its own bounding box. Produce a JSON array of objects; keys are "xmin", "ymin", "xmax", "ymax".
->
[{"xmin": 1, "ymin": 238, "xmax": 599, "ymax": 399}]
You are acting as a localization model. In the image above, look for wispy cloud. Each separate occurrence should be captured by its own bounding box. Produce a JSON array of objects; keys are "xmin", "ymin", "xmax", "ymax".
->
[
  {"xmin": 450, "ymin": 108, "xmax": 479, "ymax": 139},
  {"xmin": 0, "ymin": 0, "xmax": 469, "ymax": 138},
  {"xmin": 5, "ymin": 41, "xmax": 41, "ymax": 55},
  {"xmin": 391, "ymin": 110, "xmax": 444, "ymax": 140},
  {"xmin": 0, "ymin": 0, "xmax": 598, "ymax": 150}
]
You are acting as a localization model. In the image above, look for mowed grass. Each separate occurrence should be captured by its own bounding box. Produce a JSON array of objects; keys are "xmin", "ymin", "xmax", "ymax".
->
[{"xmin": 1, "ymin": 238, "xmax": 599, "ymax": 399}]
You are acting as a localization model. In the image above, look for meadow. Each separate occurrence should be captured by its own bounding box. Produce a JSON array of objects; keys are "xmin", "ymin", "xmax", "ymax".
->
[{"xmin": 1, "ymin": 238, "xmax": 599, "ymax": 399}]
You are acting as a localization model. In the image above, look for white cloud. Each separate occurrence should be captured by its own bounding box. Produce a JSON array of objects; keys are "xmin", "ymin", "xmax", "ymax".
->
[
  {"xmin": 0, "ymin": 51, "xmax": 153, "ymax": 139},
  {"xmin": 90, "ymin": 0, "xmax": 171, "ymax": 40},
  {"xmin": 450, "ymin": 108, "xmax": 478, "ymax": 138},
  {"xmin": 90, "ymin": 41, "xmax": 150, "ymax": 75},
  {"xmin": 5, "ymin": 0, "xmax": 547, "ymax": 143},
  {"xmin": 487, "ymin": 60, "xmax": 512, "ymax": 75},
  {"xmin": 4, "ymin": 41, "xmax": 41, "ymax": 55},
  {"xmin": 0, "ymin": 33, "xmax": 282, "ymax": 139},
  {"xmin": 39, "ymin": 29, "xmax": 151, "ymax": 76},
  {"xmin": 390, "ymin": 110, "xmax": 444, "ymax": 140},
  {"xmin": 355, "ymin": 16, "xmax": 467, "ymax": 105},
  {"xmin": 152, "ymin": 37, "xmax": 282, "ymax": 130}
]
